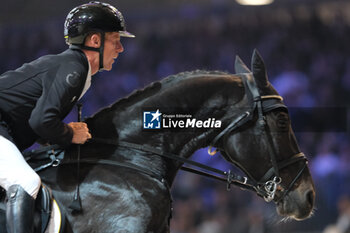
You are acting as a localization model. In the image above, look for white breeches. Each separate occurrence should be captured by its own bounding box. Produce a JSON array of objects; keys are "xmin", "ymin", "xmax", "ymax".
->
[{"xmin": 0, "ymin": 136, "xmax": 41, "ymax": 199}]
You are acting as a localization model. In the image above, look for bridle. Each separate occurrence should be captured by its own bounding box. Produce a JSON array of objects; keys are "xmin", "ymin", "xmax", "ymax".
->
[
  {"xmin": 209, "ymin": 73, "xmax": 308, "ymax": 202},
  {"xmin": 28, "ymin": 73, "xmax": 308, "ymax": 203}
]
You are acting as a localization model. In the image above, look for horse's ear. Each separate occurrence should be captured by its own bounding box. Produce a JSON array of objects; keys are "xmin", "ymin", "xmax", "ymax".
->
[
  {"xmin": 251, "ymin": 49, "xmax": 269, "ymax": 87},
  {"xmin": 235, "ymin": 55, "xmax": 251, "ymax": 74}
]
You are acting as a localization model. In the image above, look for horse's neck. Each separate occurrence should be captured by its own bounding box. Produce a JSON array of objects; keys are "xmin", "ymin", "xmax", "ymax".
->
[
  {"xmin": 88, "ymin": 75, "xmax": 246, "ymax": 184},
  {"xmin": 103, "ymin": 75, "xmax": 245, "ymax": 152}
]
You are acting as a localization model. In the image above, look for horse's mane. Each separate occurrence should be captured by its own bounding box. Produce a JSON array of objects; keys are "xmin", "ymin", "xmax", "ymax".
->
[{"xmin": 89, "ymin": 70, "xmax": 231, "ymax": 119}]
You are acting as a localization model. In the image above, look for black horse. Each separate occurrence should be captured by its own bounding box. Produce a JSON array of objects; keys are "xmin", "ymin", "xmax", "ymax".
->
[{"xmin": 1, "ymin": 50, "xmax": 315, "ymax": 233}]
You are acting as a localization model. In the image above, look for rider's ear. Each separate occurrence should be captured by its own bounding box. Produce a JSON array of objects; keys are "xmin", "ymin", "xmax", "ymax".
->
[
  {"xmin": 234, "ymin": 55, "xmax": 251, "ymax": 74},
  {"xmin": 85, "ymin": 33, "xmax": 101, "ymax": 48},
  {"xmin": 251, "ymin": 49, "xmax": 269, "ymax": 88}
]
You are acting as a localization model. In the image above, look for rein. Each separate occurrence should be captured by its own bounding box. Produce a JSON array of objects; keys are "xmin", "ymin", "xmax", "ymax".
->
[
  {"xmin": 26, "ymin": 139, "xmax": 262, "ymax": 195},
  {"xmin": 89, "ymin": 138, "xmax": 258, "ymax": 192}
]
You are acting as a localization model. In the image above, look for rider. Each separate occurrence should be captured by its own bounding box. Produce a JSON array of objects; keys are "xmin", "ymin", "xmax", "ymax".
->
[{"xmin": 0, "ymin": 2, "xmax": 134, "ymax": 232}]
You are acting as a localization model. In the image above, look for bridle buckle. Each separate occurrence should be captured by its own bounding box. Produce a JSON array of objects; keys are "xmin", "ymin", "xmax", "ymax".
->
[{"xmin": 263, "ymin": 176, "xmax": 281, "ymax": 202}]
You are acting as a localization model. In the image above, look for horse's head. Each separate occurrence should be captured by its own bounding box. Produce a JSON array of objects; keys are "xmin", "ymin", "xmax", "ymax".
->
[{"xmin": 214, "ymin": 50, "xmax": 315, "ymax": 220}]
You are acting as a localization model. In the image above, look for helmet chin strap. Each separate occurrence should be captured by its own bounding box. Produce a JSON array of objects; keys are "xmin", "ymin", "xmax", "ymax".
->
[{"xmin": 97, "ymin": 32, "xmax": 105, "ymax": 71}]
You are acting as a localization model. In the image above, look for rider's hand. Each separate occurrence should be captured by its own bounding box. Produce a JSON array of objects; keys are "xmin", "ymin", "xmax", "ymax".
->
[{"xmin": 68, "ymin": 122, "xmax": 92, "ymax": 144}]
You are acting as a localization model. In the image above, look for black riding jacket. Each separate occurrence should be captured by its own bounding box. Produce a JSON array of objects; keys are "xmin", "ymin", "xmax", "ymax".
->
[{"xmin": 0, "ymin": 47, "xmax": 90, "ymax": 150}]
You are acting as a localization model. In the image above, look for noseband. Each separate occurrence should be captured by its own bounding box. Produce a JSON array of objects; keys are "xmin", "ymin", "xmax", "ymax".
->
[{"xmin": 209, "ymin": 73, "xmax": 308, "ymax": 202}]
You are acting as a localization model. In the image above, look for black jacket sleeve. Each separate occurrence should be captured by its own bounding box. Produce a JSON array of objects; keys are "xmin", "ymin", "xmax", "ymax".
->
[{"xmin": 28, "ymin": 62, "xmax": 88, "ymax": 147}]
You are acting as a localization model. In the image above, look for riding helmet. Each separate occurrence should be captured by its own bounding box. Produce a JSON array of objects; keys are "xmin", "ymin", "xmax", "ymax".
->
[{"xmin": 64, "ymin": 1, "xmax": 135, "ymax": 45}]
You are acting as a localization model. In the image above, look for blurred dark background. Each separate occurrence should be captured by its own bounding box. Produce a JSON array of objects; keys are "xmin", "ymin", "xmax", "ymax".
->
[{"xmin": 1, "ymin": 0, "xmax": 350, "ymax": 232}]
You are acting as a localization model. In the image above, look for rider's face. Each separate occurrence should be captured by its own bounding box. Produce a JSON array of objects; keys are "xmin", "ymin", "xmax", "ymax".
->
[{"xmin": 103, "ymin": 32, "xmax": 124, "ymax": 71}]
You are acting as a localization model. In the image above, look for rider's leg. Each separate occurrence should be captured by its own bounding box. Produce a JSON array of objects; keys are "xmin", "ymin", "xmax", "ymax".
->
[{"xmin": 0, "ymin": 135, "xmax": 41, "ymax": 233}]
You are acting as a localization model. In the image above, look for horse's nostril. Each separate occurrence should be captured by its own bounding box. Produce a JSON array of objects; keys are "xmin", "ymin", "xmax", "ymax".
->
[{"xmin": 306, "ymin": 190, "xmax": 315, "ymax": 207}]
